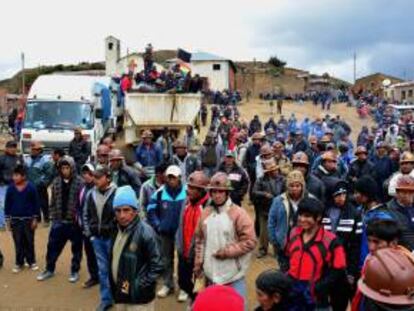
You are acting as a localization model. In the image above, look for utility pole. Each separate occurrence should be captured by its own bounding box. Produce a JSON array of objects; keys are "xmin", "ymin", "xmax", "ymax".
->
[
  {"xmin": 353, "ymin": 52, "xmax": 356, "ymax": 84},
  {"xmin": 21, "ymin": 52, "xmax": 25, "ymax": 95}
]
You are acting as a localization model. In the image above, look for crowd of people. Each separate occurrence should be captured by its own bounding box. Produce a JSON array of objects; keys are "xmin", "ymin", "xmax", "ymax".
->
[{"xmin": 0, "ymin": 94, "xmax": 414, "ymax": 311}]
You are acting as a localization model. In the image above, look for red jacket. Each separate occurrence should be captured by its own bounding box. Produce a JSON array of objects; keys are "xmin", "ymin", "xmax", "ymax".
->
[{"xmin": 286, "ymin": 226, "xmax": 346, "ymax": 284}]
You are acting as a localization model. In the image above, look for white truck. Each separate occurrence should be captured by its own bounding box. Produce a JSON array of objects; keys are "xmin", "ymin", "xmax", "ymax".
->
[
  {"xmin": 20, "ymin": 74, "xmax": 120, "ymax": 155},
  {"xmin": 123, "ymin": 92, "xmax": 202, "ymax": 144}
]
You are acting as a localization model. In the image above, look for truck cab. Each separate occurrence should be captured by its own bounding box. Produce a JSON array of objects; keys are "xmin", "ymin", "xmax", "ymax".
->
[{"xmin": 20, "ymin": 74, "xmax": 119, "ymax": 156}]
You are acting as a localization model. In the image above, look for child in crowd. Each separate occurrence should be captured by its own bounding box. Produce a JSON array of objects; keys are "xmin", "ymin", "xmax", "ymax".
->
[{"xmin": 5, "ymin": 165, "xmax": 40, "ymax": 273}]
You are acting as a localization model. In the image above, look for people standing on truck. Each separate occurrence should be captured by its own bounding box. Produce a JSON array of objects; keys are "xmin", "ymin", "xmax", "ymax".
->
[
  {"xmin": 135, "ymin": 130, "xmax": 163, "ymax": 179},
  {"xmin": 0, "ymin": 140, "xmax": 24, "ymax": 229},
  {"xmin": 84, "ymin": 166, "xmax": 117, "ymax": 311},
  {"xmin": 69, "ymin": 127, "xmax": 90, "ymax": 172},
  {"xmin": 37, "ymin": 156, "xmax": 83, "ymax": 283},
  {"xmin": 110, "ymin": 185, "xmax": 163, "ymax": 311},
  {"xmin": 5, "ymin": 165, "xmax": 40, "ymax": 273},
  {"xmin": 108, "ymin": 149, "xmax": 141, "ymax": 198},
  {"xmin": 24, "ymin": 141, "xmax": 54, "ymax": 226},
  {"xmin": 147, "ymin": 165, "xmax": 187, "ymax": 301}
]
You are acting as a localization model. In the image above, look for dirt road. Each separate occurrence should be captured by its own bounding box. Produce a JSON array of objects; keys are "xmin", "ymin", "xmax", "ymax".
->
[{"xmin": 0, "ymin": 100, "xmax": 368, "ymax": 310}]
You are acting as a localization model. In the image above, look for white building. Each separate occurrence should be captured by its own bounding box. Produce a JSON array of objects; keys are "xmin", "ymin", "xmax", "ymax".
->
[
  {"xmin": 384, "ymin": 81, "xmax": 414, "ymax": 103},
  {"xmin": 105, "ymin": 36, "xmax": 163, "ymax": 77},
  {"xmin": 190, "ymin": 52, "xmax": 236, "ymax": 91}
]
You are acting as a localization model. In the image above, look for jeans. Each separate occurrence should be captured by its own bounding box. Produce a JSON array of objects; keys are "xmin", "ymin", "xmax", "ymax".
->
[
  {"xmin": 159, "ymin": 234, "xmax": 175, "ymax": 289},
  {"xmin": 92, "ymin": 237, "xmax": 113, "ymax": 305},
  {"xmin": 84, "ymin": 235, "xmax": 98, "ymax": 280},
  {"xmin": 228, "ymin": 278, "xmax": 247, "ymax": 310},
  {"xmin": 45, "ymin": 222, "xmax": 83, "ymax": 273},
  {"xmin": 11, "ymin": 219, "xmax": 36, "ymax": 266},
  {"xmin": 0, "ymin": 185, "xmax": 7, "ymax": 228}
]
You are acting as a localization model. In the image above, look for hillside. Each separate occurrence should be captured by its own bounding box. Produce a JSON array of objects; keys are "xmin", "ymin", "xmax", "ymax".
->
[{"xmin": 0, "ymin": 51, "xmax": 350, "ymax": 95}]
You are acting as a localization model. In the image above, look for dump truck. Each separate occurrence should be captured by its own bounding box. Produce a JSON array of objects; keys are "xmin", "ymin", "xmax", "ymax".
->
[
  {"xmin": 123, "ymin": 92, "xmax": 203, "ymax": 144},
  {"xmin": 20, "ymin": 74, "xmax": 121, "ymax": 155}
]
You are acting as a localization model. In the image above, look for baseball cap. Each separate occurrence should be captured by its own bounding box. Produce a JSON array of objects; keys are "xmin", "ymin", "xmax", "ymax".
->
[{"xmin": 165, "ymin": 165, "xmax": 181, "ymax": 177}]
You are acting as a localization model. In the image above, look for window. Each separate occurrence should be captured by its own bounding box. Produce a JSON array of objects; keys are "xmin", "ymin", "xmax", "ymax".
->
[
  {"xmin": 108, "ymin": 42, "xmax": 113, "ymax": 50},
  {"xmin": 212, "ymin": 64, "xmax": 221, "ymax": 71},
  {"xmin": 409, "ymin": 90, "xmax": 413, "ymax": 98},
  {"xmin": 402, "ymin": 90, "xmax": 406, "ymax": 100}
]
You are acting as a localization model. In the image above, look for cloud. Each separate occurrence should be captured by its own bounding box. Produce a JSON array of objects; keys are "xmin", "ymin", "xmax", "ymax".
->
[{"xmin": 252, "ymin": 0, "xmax": 414, "ymax": 81}]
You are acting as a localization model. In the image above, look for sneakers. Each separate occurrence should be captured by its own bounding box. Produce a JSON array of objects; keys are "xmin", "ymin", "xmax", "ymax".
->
[
  {"xmin": 37, "ymin": 270, "xmax": 54, "ymax": 281},
  {"xmin": 157, "ymin": 285, "xmax": 173, "ymax": 298},
  {"xmin": 68, "ymin": 272, "xmax": 80, "ymax": 283},
  {"xmin": 177, "ymin": 289, "xmax": 189, "ymax": 302},
  {"xmin": 12, "ymin": 265, "xmax": 23, "ymax": 273},
  {"xmin": 82, "ymin": 278, "xmax": 99, "ymax": 288},
  {"xmin": 30, "ymin": 263, "xmax": 39, "ymax": 271}
]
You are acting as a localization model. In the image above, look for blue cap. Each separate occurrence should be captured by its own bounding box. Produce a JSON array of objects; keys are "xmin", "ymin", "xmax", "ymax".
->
[{"xmin": 113, "ymin": 186, "xmax": 138, "ymax": 210}]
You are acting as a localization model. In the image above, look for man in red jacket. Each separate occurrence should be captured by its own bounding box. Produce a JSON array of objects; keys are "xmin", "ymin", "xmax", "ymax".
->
[
  {"xmin": 285, "ymin": 197, "xmax": 346, "ymax": 310},
  {"xmin": 176, "ymin": 171, "xmax": 210, "ymax": 303}
]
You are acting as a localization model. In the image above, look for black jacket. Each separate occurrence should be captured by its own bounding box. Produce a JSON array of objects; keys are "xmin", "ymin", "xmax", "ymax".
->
[
  {"xmin": 218, "ymin": 162, "xmax": 250, "ymax": 205},
  {"xmin": 68, "ymin": 138, "xmax": 90, "ymax": 168},
  {"xmin": 252, "ymin": 174, "xmax": 285, "ymax": 214},
  {"xmin": 348, "ymin": 159, "xmax": 374, "ymax": 184},
  {"xmin": 110, "ymin": 218, "xmax": 163, "ymax": 304},
  {"xmin": 112, "ymin": 165, "xmax": 141, "ymax": 197},
  {"xmin": 84, "ymin": 186, "xmax": 117, "ymax": 239},
  {"xmin": 387, "ymin": 199, "xmax": 414, "ymax": 251},
  {"xmin": 0, "ymin": 154, "xmax": 24, "ymax": 185},
  {"xmin": 322, "ymin": 200, "xmax": 362, "ymax": 277},
  {"xmin": 306, "ymin": 173, "xmax": 326, "ymax": 203}
]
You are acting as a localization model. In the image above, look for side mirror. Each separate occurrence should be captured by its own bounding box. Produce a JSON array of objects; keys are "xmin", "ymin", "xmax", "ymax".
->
[{"xmin": 95, "ymin": 108, "xmax": 103, "ymax": 119}]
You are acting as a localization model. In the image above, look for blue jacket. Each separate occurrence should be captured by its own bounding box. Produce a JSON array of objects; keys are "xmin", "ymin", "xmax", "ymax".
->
[
  {"xmin": 359, "ymin": 204, "xmax": 394, "ymax": 268},
  {"xmin": 268, "ymin": 191, "xmax": 312, "ymax": 250},
  {"xmin": 147, "ymin": 184, "xmax": 187, "ymax": 237},
  {"xmin": 135, "ymin": 143, "xmax": 163, "ymax": 168},
  {"xmin": 5, "ymin": 182, "xmax": 40, "ymax": 219}
]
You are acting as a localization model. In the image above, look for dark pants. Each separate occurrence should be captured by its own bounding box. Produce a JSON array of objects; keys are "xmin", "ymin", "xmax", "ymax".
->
[
  {"xmin": 37, "ymin": 185, "xmax": 49, "ymax": 222},
  {"xmin": 329, "ymin": 275, "xmax": 353, "ymax": 311},
  {"xmin": 45, "ymin": 222, "xmax": 83, "ymax": 273},
  {"xmin": 83, "ymin": 235, "xmax": 99, "ymax": 280},
  {"xmin": 178, "ymin": 255, "xmax": 196, "ymax": 301},
  {"xmin": 159, "ymin": 234, "xmax": 175, "ymax": 289},
  {"xmin": 0, "ymin": 249, "xmax": 3, "ymax": 267},
  {"xmin": 11, "ymin": 219, "xmax": 35, "ymax": 266}
]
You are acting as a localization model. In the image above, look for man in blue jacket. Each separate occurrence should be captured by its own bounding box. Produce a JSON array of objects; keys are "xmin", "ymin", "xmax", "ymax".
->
[
  {"xmin": 147, "ymin": 165, "xmax": 187, "ymax": 299},
  {"xmin": 135, "ymin": 130, "xmax": 163, "ymax": 179}
]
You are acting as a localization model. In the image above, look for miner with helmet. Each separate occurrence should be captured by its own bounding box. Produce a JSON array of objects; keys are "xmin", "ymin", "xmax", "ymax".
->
[
  {"xmin": 194, "ymin": 172, "xmax": 256, "ymax": 306},
  {"xmin": 348, "ymin": 146, "xmax": 375, "ymax": 187},
  {"xmin": 291, "ymin": 151, "xmax": 325, "ymax": 202},
  {"xmin": 352, "ymin": 247, "xmax": 414, "ymax": 310},
  {"xmin": 388, "ymin": 151, "xmax": 414, "ymax": 197},
  {"xmin": 135, "ymin": 130, "xmax": 163, "ymax": 178},
  {"xmin": 176, "ymin": 171, "xmax": 210, "ymax": 303},
  {"xmin": 387, "ymin": 175, "xmax": 414, "ymax": 251}
]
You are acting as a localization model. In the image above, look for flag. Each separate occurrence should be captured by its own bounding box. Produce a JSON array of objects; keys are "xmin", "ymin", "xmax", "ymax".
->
[{"xmin": 177, "ymin": 48, "xmax": 192, "ymax": 63}]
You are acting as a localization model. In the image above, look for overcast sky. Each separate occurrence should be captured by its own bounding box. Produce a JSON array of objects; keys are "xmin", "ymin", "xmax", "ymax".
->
[{"xmin": 0, "ymin": 0, "xmax": 412, "ymax": 82}]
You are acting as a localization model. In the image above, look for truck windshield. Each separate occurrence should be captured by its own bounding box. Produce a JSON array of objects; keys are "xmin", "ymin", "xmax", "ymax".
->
[{"xmin": 24, "ymin": 101, "xmax": 93, "ymax": 130}]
